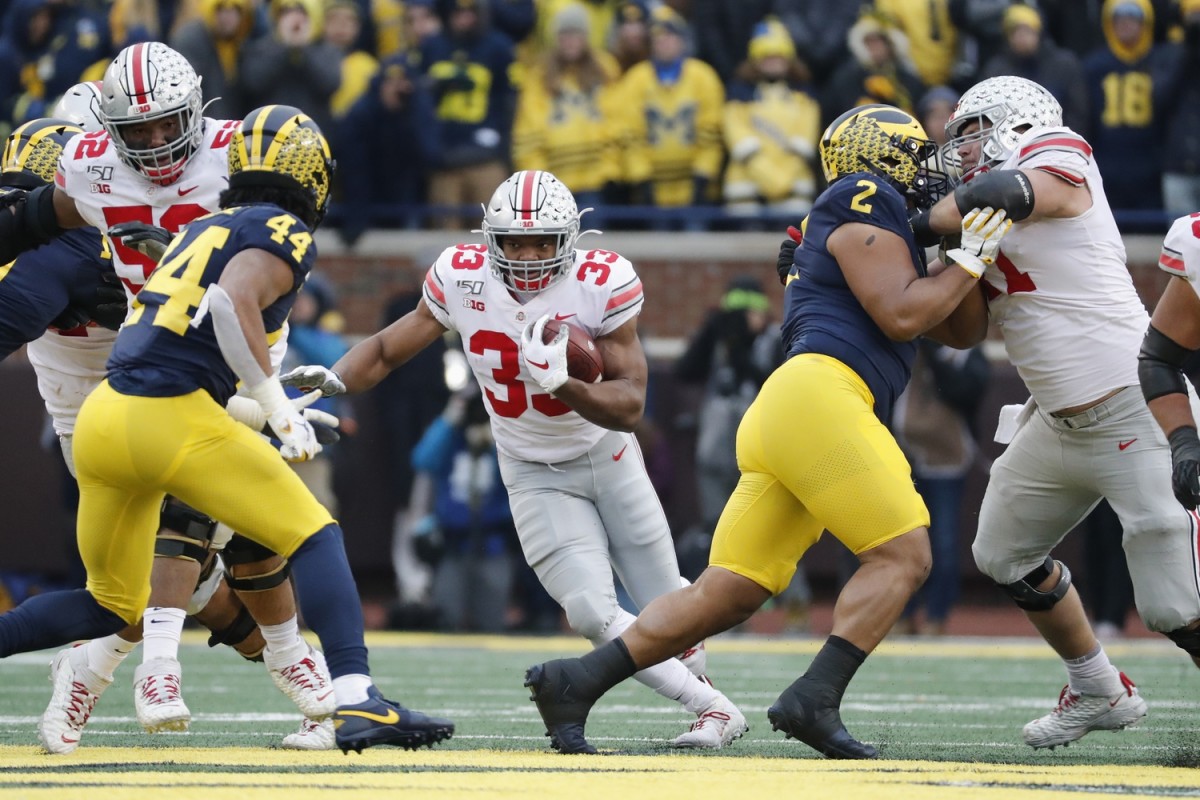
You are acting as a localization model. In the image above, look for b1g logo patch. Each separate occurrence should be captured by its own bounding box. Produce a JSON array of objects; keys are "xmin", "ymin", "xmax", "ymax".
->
[{"xmin": 463, "ymin": 298, "xmax": 486, "ymax": 312}]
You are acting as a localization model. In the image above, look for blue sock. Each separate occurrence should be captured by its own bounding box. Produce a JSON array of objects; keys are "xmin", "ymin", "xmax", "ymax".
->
[
  {"xmin": 288, "ymin": 524, "xmax": 369, "ymax": 679},
  {"xmin": 0, "ymin": 589, "xmax": 126, "ymax": 657}
]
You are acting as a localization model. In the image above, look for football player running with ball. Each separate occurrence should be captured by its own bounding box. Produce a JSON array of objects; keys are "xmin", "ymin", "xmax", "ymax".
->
[
  {"xmin": 911, "ymin": 75, "xmax": 1179, "ymax": 749},
  {"xmin": 283, "ymin": 169, "xmax": 748, "ymax": 751},
  {"xmin": 521, "ymin": 105, "xmax": 1012, "ymax": 759}
]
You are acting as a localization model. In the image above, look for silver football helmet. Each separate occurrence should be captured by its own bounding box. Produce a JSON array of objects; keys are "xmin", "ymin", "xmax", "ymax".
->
[
  {"xmin": 100, "ymin": 42, "xmax": 205, "ymax": 185},
  {"xmin": 941, "ymin": 76, "xmax": 1062, "ymax": 184},
  {"xmin": 52, "ymin": 81, "xmax": 105, "ymax": 133},
  {"xmin": 481, "ymin": 170, "xmax": 581, "ymax": 294}
]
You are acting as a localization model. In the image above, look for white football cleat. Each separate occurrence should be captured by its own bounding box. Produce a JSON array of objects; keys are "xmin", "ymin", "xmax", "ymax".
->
[
  {"xmin": 281, "ymin": 717, "xmax": 336, "ymax": 750},
  {"xmin": 268, "ymin": 643, "xmax": 335, "ymax": 720},
  {"xmin": 38, "ymin": 646, "xmax": 112, "ymax": 754},
  {"xmin": 134, "ymin": 657, "xmax": 191, "ymax": 733},
  {"xmin": 1023, "ymin": 671, "xmax": 1147, "ymax": 749},
  {"xmin": 671, "ymin": 695, "xmax": 748, "ymax": 749}
]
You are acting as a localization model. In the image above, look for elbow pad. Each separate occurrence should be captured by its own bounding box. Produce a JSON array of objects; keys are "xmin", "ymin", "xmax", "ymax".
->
[
  {"xmin": 0, "ymin": 183, "xmax": 63, "ymax": 263},
  {"xmin": 954, "ymin": 170, "xmax": 1035, "ymax": 222},
  {"xmin": 1139, "ymin": 324, "xmax": 1194, "ymax": 402}
]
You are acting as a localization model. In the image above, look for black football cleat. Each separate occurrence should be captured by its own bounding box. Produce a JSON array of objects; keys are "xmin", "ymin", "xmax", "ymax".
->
[
  {"xmin": 767, "ymin": 683, "xmax": 878, "ymax": 759},
  {"xmin": 333, "ymin": 686, "xmax": 454, "ymax": 754},
  {"xmin": 524, "ymin": 661, "xmax": 598, "ymax": 754}
]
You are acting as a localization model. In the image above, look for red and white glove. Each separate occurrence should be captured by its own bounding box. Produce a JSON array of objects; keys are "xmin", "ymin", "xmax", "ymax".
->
[
  {"xmin": 246, "ymin": 378, "xmax": 321, "ymax": 462},
  {"xmin": 520, "ymin": 315, "xmax": 569, "ymax": 393}
]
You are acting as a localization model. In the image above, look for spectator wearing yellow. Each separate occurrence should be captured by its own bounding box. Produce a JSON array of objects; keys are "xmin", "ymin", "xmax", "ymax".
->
[
  {"xmin": 722, "ymin": 17, "xmax": 821, "ymax": 221},
  {"xmin": 821, "ymin": 8, "xmax": 925, "ymax": 126},
  {"xmin": 171, "ymin": 0, "xmax": 256, "ymax": 119},
  {"xmin": 617, "ymin": 5, "xmax": 724, "ymax": 213},
  {"xmin": 874, "ymin": 0, "xmax": 957, "ymax": 87},
  {"xmin": 325, "ymin": 0, "xmax": 379, "ymax": 118},
  {"xmin": 512, "ymin": 4, "xmax": 621, "ymax": 211},
  {"xmin": 609, "ymin": 0, "xmax": 650, "ymax": 75}
]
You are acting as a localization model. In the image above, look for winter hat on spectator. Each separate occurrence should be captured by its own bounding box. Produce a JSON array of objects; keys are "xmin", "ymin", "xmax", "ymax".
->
[
  {"xmin": 721, "ymin": 276, "xmax": 770, "ymax": 313},
  {"xmin": 616, "ymin": 0, "xmax": 650, "ymax": 26},
  {"xmin": 553, "ymin": 3, "xmax": 589, "ymax": 37},
  {"xmin": 748, "ymin": 17, "xmax": 795, "ymax": 61},
  {"xmin": 649, "ymin": 5, "xmax": 687, "ymax": 37},
  {"xmin": 1002, "ymin": 4, "xmax": 1042, "ymax": 35}
]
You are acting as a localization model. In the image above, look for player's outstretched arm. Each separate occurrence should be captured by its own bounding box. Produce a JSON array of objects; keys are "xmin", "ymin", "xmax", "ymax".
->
[
  {"xmin": 0, "ymin": 186, "xmax": 85, "ymax": 263},
  {"xmin": 330, "ymin": 298, "xmax": 448, "ymax": 394},
  {"xmin": 1142, "ymin": 276, "xmax": 1200, "ymax": 438},
  {"xmin": 543, "ymin": 316, "xmax": 647, "ymax": 432}
]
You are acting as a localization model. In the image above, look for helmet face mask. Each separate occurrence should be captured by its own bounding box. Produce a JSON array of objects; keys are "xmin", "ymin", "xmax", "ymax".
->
[
  {"xmin": 100, "ymin": 42, "xmax": 205, "ymax": 185},
  {"xmin": 481, "ymin": 170, "xmax": 580, "ymax": 294},
  {"xmin": 1, "ymin": 118, "xmax": 82, "ymax": 189},
  {"xmin": 228, "ymin": 105, "xmax": 335, "ymax": 228},
  {"xmin": 940, "ymin": 76, "xmax": 1063, "ymax": 186},
  {"xmin": 819, "ymin": 104, "xmax": 948, "ymax": 209}
]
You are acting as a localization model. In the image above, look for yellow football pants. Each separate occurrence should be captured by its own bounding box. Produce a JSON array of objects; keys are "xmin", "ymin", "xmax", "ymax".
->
[
  {"xmin": 709, "ymin": 353, "xmax": 929, "ymax": 594},
  {"xmin": 73, "ymin": 380, "xmax": 335, "ymax": 624}
]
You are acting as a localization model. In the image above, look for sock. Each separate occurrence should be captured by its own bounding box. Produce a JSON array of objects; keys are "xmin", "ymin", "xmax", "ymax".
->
[
  {"xmin": 573, "ymin": 638, "xmax": 638, "ymax": 701},
  {"xmin": 288, "ymin": 524, "xmax": 368, "ymax": 679},
  {"xmin": 260, "ymin": 617, "xmax": 306, "ymax": 670},
  {"xmin": 1065, "ymin": 644, "xmax": 1122, "ymax": 696},
  {"xmin": 333, "ymin": 673, "xmax": 373, "ymax": 706},
  {"xmin": 796, "ymin": 635, "xmax": 868, "ymax": 706},
  {"xmin": 0, "ymin": 589, "xmax": 125, "ymax": 657},
  {"xmin": 84, "ymin": 634, "xmax": 138, "ymax": 681},
  {"xmin": 141, "ymin": 606, "xmax": 186, "ymax": 662}
]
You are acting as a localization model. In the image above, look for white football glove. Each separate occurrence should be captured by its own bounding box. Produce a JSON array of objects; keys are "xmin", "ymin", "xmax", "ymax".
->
[
  {"xmin": 246, "ymin": 378, "xmax": 322, "ymax": 462},
  {"xmin": 226, "ymin": 390, "xmax": 340, "ymax": 433},
  {"xmin": 945, "ymin": 206, "xmax": 1012, "ymax": 279},
  {"xmin": 279, "ymin": 364, "xmax": 346, "ymax": 397},
  {"xmin": 520, "ymin": 315, "xmax": 569, "ymax": 393}
]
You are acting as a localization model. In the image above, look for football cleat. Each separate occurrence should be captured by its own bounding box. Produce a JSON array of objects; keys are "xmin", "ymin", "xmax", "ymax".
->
[
  {"xmin": 524, "ymin": 660, "xmax": 598, "ymax": 754},
  {"xmin": 767, "ymin": 680, "xmax": 878, "ymax": 759},
  {"xmin": 133, "ymin": 657, "xmax": 191, "ymax": 733},
  {"xmin": 1022, "ymin": 671, "xmax": 1147, "ymax": 750},
  {"xmin": 37, "ymin": 645, "xmax": 112, "ymax": 755},
  {"xmin": 282, "ymin": 717, "xmax": 336, "ymax": 750},
  {"xmin": 671, "ymin": 695, "xmax": 748, "ymax": 749},
  {"xmin": 267, "ymin": 643, "xmax": 336, "ymax": 721},
  {"xmin": 333, "ymin": 686, "xmax": 454, "ymax": 754},
  {"xmin": 677, "ymin": 641, "xmax": 709, "ymax": 681}
]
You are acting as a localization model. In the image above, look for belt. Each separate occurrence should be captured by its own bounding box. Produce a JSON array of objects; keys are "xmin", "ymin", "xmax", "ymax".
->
[{"xmin": 1047, "ymin": 387, "xmax": 1140, "ymax": 431}]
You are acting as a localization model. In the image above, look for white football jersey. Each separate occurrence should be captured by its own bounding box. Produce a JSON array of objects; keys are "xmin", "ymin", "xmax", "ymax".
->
[
  {"xmin": 983, "ymin": 126, "xmax": 1148, "ymax": 412},
  {"xmin": 26, "ymin": 326, "xmax": 117, "ymax": 435},
  {"xmin": 422, "ymin": 244, "xmax": 644, "ymax": 463},
  {"xmin": 56, "ymin": 117, "xmax": 240, "ymax": 296},
  {"xmin": 1158, "ymin": 214, "xmax": 1200, "ymax": 290}
]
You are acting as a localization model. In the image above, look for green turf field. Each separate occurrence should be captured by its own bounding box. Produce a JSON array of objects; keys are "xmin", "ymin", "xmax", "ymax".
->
[{"xmin": 2, "ymin": 631, "xmax": 1199, "ymax": 798}]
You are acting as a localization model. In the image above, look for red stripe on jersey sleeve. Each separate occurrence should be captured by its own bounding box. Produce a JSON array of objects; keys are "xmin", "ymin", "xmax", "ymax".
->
[
  {"xmin": 1159, "ymin": 252, "xmax": 1187, "ymax": 275},
  {"xmin": 1019, "ymin": 135, "xmax": 1093, "ymax": 160},
  {"xmin": 424, "ymin": 270, "xmax": 446, "ymax": 304},
  {"xmin": 1034, "ymin": 165, "xmax": 1085, "ymax": 186},
  {"xmin": 54, "ymin": 170, "xmax": 66, "ymax": 188},
  {"xmin": 605, "ymin": 279, "xmax": 643, "ymax": 311}
]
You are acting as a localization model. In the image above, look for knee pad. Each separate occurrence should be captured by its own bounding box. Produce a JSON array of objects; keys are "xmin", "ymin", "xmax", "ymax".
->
[
  {"xmin": 223, "ymin": 536, "xmax": 291, "ymax": 592},
  {"xmin": 206, "ymin": 604, "xmax": 264, "ymax": 662},
  {"xmin": 1165, "ymin": 626, "xmax": 1200, "ymax": 657},
  {"xmin": 157, "ymin": 497, "xmax": 218, "ymax": 564},
  {"xmin": 187, "ymin": 553, "xmax": 225, "ymax": 615},
  {"xmin": 1000, "ymin": 556, "xmax": 1071, "ymax": 611},
  {"xmin": 561, "ymin": 590, "xmax": 617, "ymax": 641}
]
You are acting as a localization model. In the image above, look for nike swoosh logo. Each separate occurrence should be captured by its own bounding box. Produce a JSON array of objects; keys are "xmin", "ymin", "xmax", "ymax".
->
[
  {"xmin": 1110, "ymin": 697, "xmax": 1123, "ymax": 708},
  {"xmin": 554, "ymin": 312, "xmax": 576, "ymax": 321},
  {"xmin": 1118, "ymin": 439, "xmax": 1137, "ymax": 451},
  {"xmin": 612, "ymin": 444, "xmax": 628, "ymax": 461},
  {"xmin": 338, "ymin": 708, "xmax": 400, "ymax": 724},
  {"xmin": 528, "ymin": 358, "xmax": 549, "ymax": 370},
  {"xmin": 177, "ymin": 185, "xmax": 198, "ymax": 196},
  {"xmin": 316, "ymin": 690, "xmax": 333, "ymax": 702}
]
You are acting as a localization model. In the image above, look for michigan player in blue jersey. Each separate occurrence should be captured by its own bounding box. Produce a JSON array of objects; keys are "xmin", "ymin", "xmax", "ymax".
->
[
  {"xmin": 0, "ymin": 119, "xmax": 126, "ymax": 352},
  {"xmin": 523, "ymin": 104, "xmax": 1013, "ymax": 758},
  {"xmin": 0, "ymin": 105, "xmax": 454, "ymax": 753}
]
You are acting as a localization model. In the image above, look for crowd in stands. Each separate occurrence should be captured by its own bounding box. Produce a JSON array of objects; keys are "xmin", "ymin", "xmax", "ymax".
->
[{"xmin": 2, "ymin": 0, "xmax": 1199, "ymax": 235}]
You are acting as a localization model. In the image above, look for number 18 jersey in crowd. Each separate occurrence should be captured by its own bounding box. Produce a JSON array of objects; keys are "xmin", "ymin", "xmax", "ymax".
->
[{"xmin": 421, "ymin": 244, "xmax": 643, "ymax": 463}]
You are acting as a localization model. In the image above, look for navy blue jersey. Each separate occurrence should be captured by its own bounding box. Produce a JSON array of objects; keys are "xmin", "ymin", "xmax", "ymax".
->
[
  {"xmin": 0, "ymin": 228, "xmax": 110, "ymax": 358},
  {"xmin": 781, "ymin": 173, "xmax": 925, "ymax": 421},
  {"xmin": 107, "ymin": 204, "xmax": 316, "ymax": 405}
]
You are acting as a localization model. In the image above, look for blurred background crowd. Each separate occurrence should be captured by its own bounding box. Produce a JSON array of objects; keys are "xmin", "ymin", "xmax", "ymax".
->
[
  {"xmin": 3, "ymin": 0, "xmax": 1200, "ymax": 239},
  {"xmin": 1, "ymin": 0, "xmax": 1188, "ymax": 639}
]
